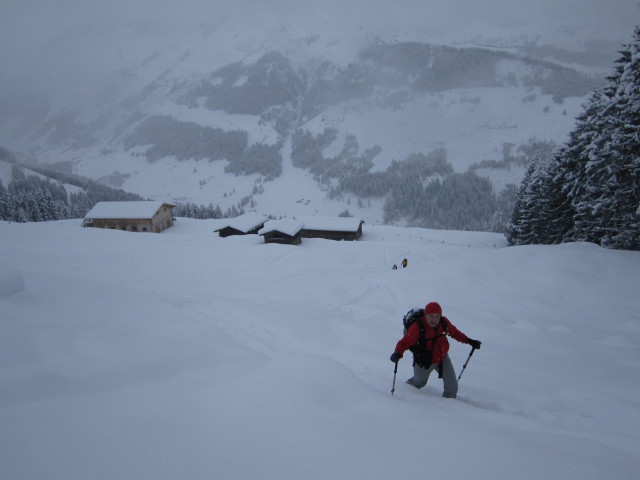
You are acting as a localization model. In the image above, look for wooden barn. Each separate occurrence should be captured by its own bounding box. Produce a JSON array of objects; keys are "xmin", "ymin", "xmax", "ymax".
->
[
  {"xmin": 299, "ymin": 216, "xmax": 364, "ymax": 241},
  {"xmin": 215, "ymin": 212, "xmax": 268, "ymax": 237},
  {"xmin": 258, "ymin": 219, "xmax": 304, "ymax": 245},
  {"xmin": 83, "ymin": 201, "xmax": 176, "ymax": 233}
]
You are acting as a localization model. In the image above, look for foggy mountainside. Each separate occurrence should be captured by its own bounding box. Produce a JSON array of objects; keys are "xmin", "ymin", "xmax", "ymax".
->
[{"xmin": 1, "ymin": 0, "xmax": 639, "ymax": 230}]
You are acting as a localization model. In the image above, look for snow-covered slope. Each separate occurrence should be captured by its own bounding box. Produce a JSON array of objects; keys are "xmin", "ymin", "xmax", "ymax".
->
[{"xmin": 1, "ymin": 219, "xmax": 639, "ymax": 479}]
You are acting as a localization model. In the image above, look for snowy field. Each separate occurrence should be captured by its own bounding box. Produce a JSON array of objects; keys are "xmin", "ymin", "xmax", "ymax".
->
[{"xmin": 1, "ymin": 218, "xmax": 639, "ymax": 479}]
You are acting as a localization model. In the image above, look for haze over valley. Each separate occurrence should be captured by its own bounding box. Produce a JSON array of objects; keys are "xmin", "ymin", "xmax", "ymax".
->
[{"xmin": 1, "ymin": 0, "xmax": 638, "ymax": 228}]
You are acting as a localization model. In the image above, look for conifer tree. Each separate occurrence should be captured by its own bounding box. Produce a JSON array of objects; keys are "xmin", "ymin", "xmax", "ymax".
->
[
  {"xmin": 601, "ymin": 27, "xmax": 640, "ymax": 249},
  {"xmin": 509, "ymin": 26, "xmax": 640, "ymax": 250},
  {"xmin": 543, "ymin": 153, "xmax": 575, "ymax": 244},
  {"xmin": 507, "ymin": 151, "xmax": 550, "ymax": 244},
  {"xmin": 571, "ymin": 28, "xmax": 640, "ymax": 249},
  {"xmin": 0, "ymin": 180, "xmax": 9, "ymax": 220}
]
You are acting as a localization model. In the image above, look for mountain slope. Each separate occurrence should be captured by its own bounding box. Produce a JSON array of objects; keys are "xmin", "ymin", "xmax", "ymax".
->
[{"xmin": 1, "ymin": 1, "xmax": 638, "ymax": 225}]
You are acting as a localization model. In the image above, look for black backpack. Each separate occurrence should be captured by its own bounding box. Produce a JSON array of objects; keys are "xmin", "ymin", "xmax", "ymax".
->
[
  {"xmin": 401, "ymin": 308, "xmax": 448, "ymax": 369},
  {"xmin": 402, "ymin": 308, "xmax": 424, "ymax": 333}
]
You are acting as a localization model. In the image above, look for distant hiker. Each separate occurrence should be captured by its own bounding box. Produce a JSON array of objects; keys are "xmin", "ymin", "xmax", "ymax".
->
[
  {"xmin": 389, "ymin": 302, "xmax": 481, "ymax": 398},
  {"xmin": 401, "ymin": 258, "xmax": 408, "ymax": 268},
  {"xmin": 392, "ymin": 264, "xmax": 398, "ymax": 270}
]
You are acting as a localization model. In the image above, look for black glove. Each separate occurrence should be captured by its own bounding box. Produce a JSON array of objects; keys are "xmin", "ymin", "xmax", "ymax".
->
[
  {"xmin": 467, "ymin": 339, "xmax": 481, "ymax": 350},
  {"xmin": 390, "ymin": 352, "xmax": 402, "ymax": 363}
]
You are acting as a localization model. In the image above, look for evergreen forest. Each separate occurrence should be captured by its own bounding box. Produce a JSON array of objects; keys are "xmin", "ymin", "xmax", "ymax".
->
[
  {"xmin": 507, "ymin": 27, "xmax": 640, "ymax": 251},
  {"xmin": 0, "ymin": 151, "xmax": 237, "ymax": 223}
]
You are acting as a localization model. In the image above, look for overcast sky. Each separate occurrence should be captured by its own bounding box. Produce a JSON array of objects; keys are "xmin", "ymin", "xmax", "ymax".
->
[{"xmin": 1, "ymin": 0, "xmax": 638, "ymax": 110}]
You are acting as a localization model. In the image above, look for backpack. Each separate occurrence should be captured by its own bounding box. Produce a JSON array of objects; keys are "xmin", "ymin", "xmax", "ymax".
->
[
  {"xmin": 402, "ymin": 308, "xmax": 424, "ymax": 332},
  {"xmin": 401, "ymin": 308, "xmax": 448, "ymax": 369}
]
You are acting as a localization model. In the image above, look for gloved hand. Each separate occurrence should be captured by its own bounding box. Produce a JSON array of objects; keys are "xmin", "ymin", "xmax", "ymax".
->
[
  {"xmin": 467, "ymin": 339, "xmax": 482, "ymax": 350},
  {"xmin": 390, "ymin": 352, "xmax": 402, "ymax": 363}
]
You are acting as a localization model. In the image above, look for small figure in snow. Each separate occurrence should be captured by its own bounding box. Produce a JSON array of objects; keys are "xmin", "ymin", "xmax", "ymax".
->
[
  {"xmin": 389, "ymin": 302, "xmax": 481, "ymax": 398},
  {"xmin": 401, "ymin": 258, "xmax": 408, "ymax": 268},
  {"xmin": 392, "ymin": 264, "xmax": 398, "ymax": 270}
]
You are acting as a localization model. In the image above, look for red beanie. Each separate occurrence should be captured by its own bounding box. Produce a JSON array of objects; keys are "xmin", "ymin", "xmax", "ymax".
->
[{"xmin": 424, "ymin": 302, "xmax": 442, "ymax": 315}]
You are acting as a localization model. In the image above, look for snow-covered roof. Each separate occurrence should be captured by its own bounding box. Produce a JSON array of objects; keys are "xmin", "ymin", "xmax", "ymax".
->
[
  {"xmin": 216, "ymin": 212, "xmax": 268, "ymax": 233},
  {"xmin": 299, "ymin": 216, "xmax": 363, "ymax": 232},
  {"xmin": 258, "ymin": 219, "xmax": 305, "ymax": 237},
  {"xmin": 84, "ymin": 201, "xmax": 174, "ymax": 219}
]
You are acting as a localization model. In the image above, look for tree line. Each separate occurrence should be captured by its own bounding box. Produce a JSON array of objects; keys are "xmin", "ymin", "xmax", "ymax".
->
[
  {"xmin": 124, "ymin": 115, "xmax": 283, "ymax": 179},
  {"xmin": 0, "ymin": 163, "xmax": 145, "ymax": 222},
  {"xmin": 292, "ymin": 129, "xmax": 546, "ymax": 232},
  {"xmin": 507, "ymin": 27, "xmax": 640, "ymax": 250},
  {"xmin": 0, "ymin": 161, "xmax": 245, "ymax": 223}
]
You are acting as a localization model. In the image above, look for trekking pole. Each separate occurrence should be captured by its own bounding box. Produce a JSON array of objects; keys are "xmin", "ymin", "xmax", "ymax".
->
[
  {"xmin": 391, "ymin": 361, "xmax": 398, "ymax": 395},
  {"xmin": 457, "ymin": 347, "xmax": 476, "ymax": 381}
]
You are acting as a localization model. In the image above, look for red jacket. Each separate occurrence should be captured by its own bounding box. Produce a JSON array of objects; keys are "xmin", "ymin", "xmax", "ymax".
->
[{"xmin": 395, "ymin": 316, "xmax": 469, "ymax": 365}]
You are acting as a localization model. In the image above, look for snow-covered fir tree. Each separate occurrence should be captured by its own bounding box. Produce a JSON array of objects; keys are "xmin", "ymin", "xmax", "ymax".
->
[
  {"xmin": 508, "ymin": 26, "xmax": 640, "ymax": 250},
  {"xmin": 507, "ymin": 151, "xmax": 549, "ymax": 245}
]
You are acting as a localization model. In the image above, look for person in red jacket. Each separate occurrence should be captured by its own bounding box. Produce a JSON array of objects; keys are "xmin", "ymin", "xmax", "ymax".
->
[{"xmin": 390, "ymin": 302, "xmax": 481, "ymax": 398}]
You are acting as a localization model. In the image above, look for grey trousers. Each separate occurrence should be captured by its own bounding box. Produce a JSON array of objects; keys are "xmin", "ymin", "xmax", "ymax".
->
[{"xmin": 410, "ymin": 354, "xmax": 458, "ymax": 398}]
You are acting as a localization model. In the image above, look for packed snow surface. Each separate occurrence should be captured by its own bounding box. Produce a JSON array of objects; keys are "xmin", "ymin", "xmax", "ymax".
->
[
  {"xmin": 1, "ymin": 218, "xmax": 639, "ymax": 479},
  {"xmin": 0, "ymin": 268, "xmax": 25, "ymax": 295}
]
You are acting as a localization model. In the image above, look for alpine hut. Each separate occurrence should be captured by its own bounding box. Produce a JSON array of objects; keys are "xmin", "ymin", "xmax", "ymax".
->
[
  {"xmin": 83, "ymin": 201, "xmax": 176, "ymax": 233},
  {"xmin": 299, "ymin": 216, "xmax": 364, "ymax": 241},
  {"xmin": 258, "ymin": 219, "xmax": 304, "ymax": 245},
  {"xmin": 215, "ymin": 212, "xmax": 268, "ymax": 237}
]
